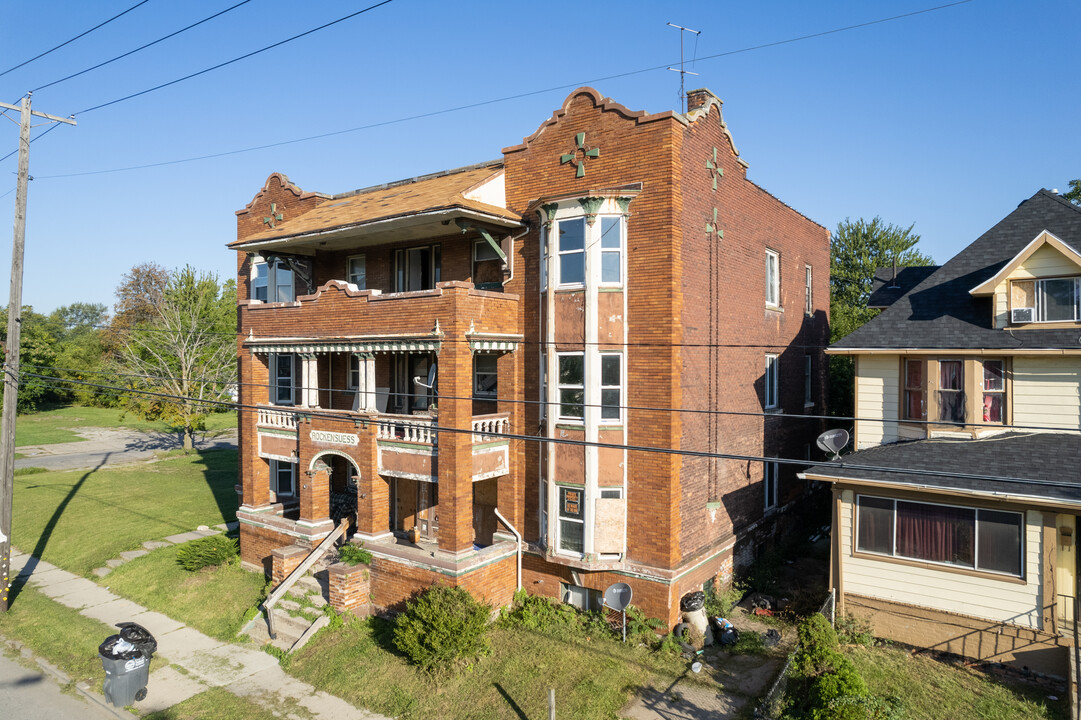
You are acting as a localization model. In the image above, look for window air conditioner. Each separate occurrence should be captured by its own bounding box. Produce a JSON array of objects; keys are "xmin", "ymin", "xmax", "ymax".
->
[{"xmin": 1011, "ymin": 307, "xmax": 1034, "ymax": 324}]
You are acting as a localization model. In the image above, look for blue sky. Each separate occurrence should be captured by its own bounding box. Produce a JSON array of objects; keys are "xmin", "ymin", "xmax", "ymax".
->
[{"xmin": 0, "ymin": 0, "xmax": 1077, "ymax": 313}]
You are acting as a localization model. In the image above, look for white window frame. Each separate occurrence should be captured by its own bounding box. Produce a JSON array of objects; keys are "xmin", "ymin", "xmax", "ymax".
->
[
  {"xmin": 394, "ymin": 244, "xmax": 441, "ymax": 292},
  {"xmin": 1035, "ymin": 277, "xmax": 1081, "ymax": 322},
  {"xmin": 764, "ymin": 461, "xmax": 779, "ymax": 510},
  {"xmin": 540, "ymin": 225, "xmax": 548, "ymax": 292},
  {"xmin": 600, "ymin": 352, "xmax": 622, "ymax": 422},
  {"xmin": 804, "ymin": 264, "xmax": 813, "ymax": 315},
  {"xmin": 557, "ymin": 485, "xmax": 585, "ymax": 556},
  {"xmin": 804, "ymin": 354, "xmax": 813, "ymax": 407},
  {"xmin": 346, "ymin": 254, "xmax": 366, "ymax": 289},
  {"xmin": 539, "ymin": 480, "xmax": 548, "ymax": 546},
  {"xmin": 540, "ymin": 350, "xmax": 548, "ymax": 423},
  {"xmin": 557, "ymin": 352, "xmax": 585, "ymax": 421},
  {"xmin": 599, "ymin": 216, "xmax": 624, "ymax": 287},
  {"xmin": 855, "ymin": 494, "xmax": 1025, "ymax": 578},
  {"xmin": 556, "ymin": 217, "xmax": 586, "ymax": 287},
  {"xmin": 764, "ymin": 353, "xmax": 779, "ymax": 410},
  {"xmin": 252, "ymin": 258, "xmax": 295, "ymax": 303},
  {"xmin": 474, "ymin": 354, "xmax": 498, "ymax": 400},
  {"xmin": 270, "ymin": 459, "xmax": 296, "ymax": 497},
  {"xmin": 271, "ymin": 353, "xmax": 295, "ymax": 406},
  {"xmin": 766, "ymin": 249, "xmax": 780, "ymax": 308},
  {"xmin": 347, "ymin": 355, "xmax": 360, "ymax": 390},
  {"xmin": 252, "ymin": 258, "xmax": 268, "ymax": 301}
]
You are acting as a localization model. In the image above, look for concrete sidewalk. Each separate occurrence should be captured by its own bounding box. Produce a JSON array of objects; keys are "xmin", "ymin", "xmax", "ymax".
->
[{"xmin": 10, "ymin": 549, "xmax": 387, "ymax": 719}]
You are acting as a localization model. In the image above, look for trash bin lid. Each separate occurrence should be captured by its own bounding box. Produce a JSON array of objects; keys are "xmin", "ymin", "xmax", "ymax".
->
[{"xmin": 99, "ymin": 634, "xmax": 143, "ymax": 660}]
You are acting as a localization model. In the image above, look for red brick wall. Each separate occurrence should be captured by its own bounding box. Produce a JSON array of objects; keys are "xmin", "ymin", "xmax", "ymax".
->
[
  {"xmin": 240, "ymin": 522, "xmax": 296, "ymax": 575},
  {"xmin": 369, "ymin": 554, "xmax": 517, "ymax": 611},
  {"xmin": 328, "ymin": 562, "xmax": 371, "ymax": 615}
]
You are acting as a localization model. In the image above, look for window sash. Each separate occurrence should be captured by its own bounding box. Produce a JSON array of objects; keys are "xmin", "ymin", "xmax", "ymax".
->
[
  {"xmin": 558, "ymin": 486, "xmax": 584, "ymax": 554},
  {"xmin": 937, "ymin": 360, "xmax": 964, "ymax": 423},
  {"xmin": 766, "ymin": 250, "xmax": 779, "ymax": 306},
  {"xmin": 557, "ymin": 218, "xmax": 586, "ymax": 286},
  {"xmin": 1036, "ymin": 277, "xmax": 1080, "ymax": 322},
  {"xmin": 764, "ymin": 354, "xmax": 779, "ymax": 409},
  {"xmin": 600, "ymin": 353, "xmax": 621, "ymax": 421},
  {"xmin": 252, "ymin": 261, "xmax": 268, "ymax": 301},
  {"xmin": 273, "ymin": 353, "xmax": 294, "ymax": 406},
  {"xmin": 271, "ymin": 460, "xmax": 295, "ymax": 497},
  {"xmin": 474, "ymin": 355, "xmax": 498, "ymax": 399},
  {"xmin": 347, "ymin": 255, "xmax": 366, "ymax": 289},
  {"xmin": 805, "ymin": 264, "xmax": 813, "ymax": 315},
  {"xmin": 557, "ymin": 353, "xmax": 584, "ymax": 419},
  {"xmin": 903, "ymin": 359, "xmax": 925, "ymax": 420},
  {"xmin": 394, "ymin": 245, "xmax": 441, "ymax": 292},
  {"xmin": 764, "ymin": 462, "xmax": 778, "ymax": 509},
  {"xmin": 982, "ymin": 360, "xmax": 1005, "ymax": 423},
  {"xmin": 855, "ymin": 495, "xmax": 1023, "ymax": 577},
  {"xmin": 600, "ymin": 216, "xmax": 622, "ymax": 285}
]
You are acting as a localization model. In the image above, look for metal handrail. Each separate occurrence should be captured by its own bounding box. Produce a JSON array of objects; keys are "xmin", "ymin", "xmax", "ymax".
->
[{"xmin": 263, "ymin": 518, "xmax": 348, "ymax": 640}]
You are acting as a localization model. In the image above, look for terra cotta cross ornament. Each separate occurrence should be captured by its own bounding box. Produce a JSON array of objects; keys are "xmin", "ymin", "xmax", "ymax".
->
[
  {"xmin": 705, "ymin": 147, "xmax": 723, "ymax": 191},
  {"xmin": 560, "ymin": 132, "xmax": 600, "ymax": 178},
  {"xmin": 263, "ymin": 203, "xmax": 283, "ymax": 228}
]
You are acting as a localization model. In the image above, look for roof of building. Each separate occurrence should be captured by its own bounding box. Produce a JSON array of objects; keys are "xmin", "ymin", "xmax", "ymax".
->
[
  {"xmin": 833, "ymin": 190, "xmax": 1081, "ymax": 350},
  {"xmin": 230, "ymin": 162, "xmax": 521, "ymax": 248},
  {"xmin": 867, "ymin": 265, "xmax": 939, "ymax": 309},
  {"xmin": 802, "ymin": 432, "xmax": 1081, "ymax": 504}
]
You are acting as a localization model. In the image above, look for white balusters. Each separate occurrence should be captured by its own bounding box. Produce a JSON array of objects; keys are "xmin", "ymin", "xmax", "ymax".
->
[{"xmin": 257, "ymin": 407, "xmax": 297, "ymax": 430}]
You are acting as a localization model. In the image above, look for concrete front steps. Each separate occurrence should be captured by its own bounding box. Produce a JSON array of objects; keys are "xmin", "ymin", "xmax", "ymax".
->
[{"xmin": 242, "ymin": 569, "xmax": 332, "ymax": 652}]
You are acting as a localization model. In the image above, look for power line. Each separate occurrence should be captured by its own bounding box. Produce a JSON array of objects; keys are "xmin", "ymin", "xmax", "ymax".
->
[
  {"xmin": 0, "ymin": 0, "xmax": 153, "ymax": 79},
  {"xmin": 22, "ymin": 361, "xmax": 1081, "ymax": 436},
  {"xmin": 19, "ymin": 369, "xmax": 1081, "ymax": 492},
  {"xmin": 25, "ymin": 0, "xmax": 976, "ymax": 179},
  {"xmin": 74, "ymin": 0, "xmax": 397, "ymax": 116},
  {"xmin": 31, "ymin": 1, "xmax": 255, "ymax": 94}
]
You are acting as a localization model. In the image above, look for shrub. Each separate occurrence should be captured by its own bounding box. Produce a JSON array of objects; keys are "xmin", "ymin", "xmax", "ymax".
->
[
  {"xmin": 337, "ymin": 543, "xmax": 372, "ymax": 566},
  {"xmin": 704, "ymin": 579, "xmax": 745, "ymax": 618},
  {"xmin": 808, "ymin": 656, "xmax": 870, "ymax": 720},
  {"xmin": 500, "ymin": 590, "xmax": 616, "ymax": 641},
  {"xmin": 835, "ymin": 613, "xmax": 875, "ymax": 646},
  {"xmin": 175, "ymin": 535, "xmax": 238, "ymax": 572},
  {"xmin": 624, "ymin": 605, "xmax": 665, "ymax": 647},
  {"xmin": 393, "ymin": 586, "xmax": 490, "ymax": 670},
  {"xmin": 794, "ymin": 613, "xmax": 840, "ymax": 675}
]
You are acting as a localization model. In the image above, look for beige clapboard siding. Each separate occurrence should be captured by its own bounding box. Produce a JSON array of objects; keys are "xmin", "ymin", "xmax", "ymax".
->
[
  {"xmin": 1010, "ymin": 243, "xmax": 1081, "ymax": 279},
  {"xmin": 856, "ymin": 355, "xmax": 899, "ymax": 449},
  {"xmin": 1013, "ymin": 356, "xmax": 1081, "ymax": 430},
  {"xmin": 840, "ymin": 490, "xmax": 1042, "ymax": 627}
]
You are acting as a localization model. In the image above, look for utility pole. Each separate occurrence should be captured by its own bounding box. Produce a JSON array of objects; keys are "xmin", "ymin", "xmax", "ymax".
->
[
  {"xmin": 667, "ymin": 22, "xmax": 701, "ymax": 114},
  {"xmin": 0, "ymin": 93, "xmax": 75, "ymax": 612}
]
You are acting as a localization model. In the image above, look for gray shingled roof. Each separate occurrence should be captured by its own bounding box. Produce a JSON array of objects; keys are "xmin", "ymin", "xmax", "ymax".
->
[
  {"xmin": 834, "ymin": 190, "xmax": 1081, "ymax": 350},
  {"xmin": 802, "ymin": 432, "xmax": 1081, "ymax": 504},
  {"xmin": 867, "ymin": 266, "xmax": 939, "ymax": 309}
]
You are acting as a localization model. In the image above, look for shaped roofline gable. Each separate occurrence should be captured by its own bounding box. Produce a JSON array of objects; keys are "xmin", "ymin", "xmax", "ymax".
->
[
  {"xmin": 236, "ymin": 172, "xmax": 328, "ymax": 216},
  {"xmin": 969, "ymin": 229, "xmax": 1081, "ymax": 296}
]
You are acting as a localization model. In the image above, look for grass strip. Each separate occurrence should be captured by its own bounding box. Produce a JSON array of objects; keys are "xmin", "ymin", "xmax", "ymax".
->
[
  {"xmin": 143, "ymin": 687, "xmax": 285, "ymax": 720},
  {"xmin": 0, "ymin": 582, "xmax": 113, "ymax": 687},
  {"xmin": 104, "ymin": 545, "xmax": 266, "ymax": 642},
  {"xmin": 15, "ymin": 405, "xmax": 236, "ymax": 447}
]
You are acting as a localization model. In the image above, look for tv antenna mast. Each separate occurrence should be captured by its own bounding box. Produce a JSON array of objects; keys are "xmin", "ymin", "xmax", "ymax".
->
[{"xmin": 667, "ymin": 22, "xmax": 701, "ymax": 113}]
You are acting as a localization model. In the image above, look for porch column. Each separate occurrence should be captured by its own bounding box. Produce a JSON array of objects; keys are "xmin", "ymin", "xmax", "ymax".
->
[
  {"xmin": 300, "ymin": 460, "xmax": 331, "ymax": 525},
  {"xmin": 351, "ymin": 353, "xmax": 376, "ymax": 412},
  {"xmin": 300, "ymin": 354, "xmax": 320, "ymax": 408},
  {"xmin": 355, "ymin": 430, "xmax": 390, "ymax": 540},
  {"xmin": 436, "ymin": 307, "xmax": 475, "ymax": 555}
]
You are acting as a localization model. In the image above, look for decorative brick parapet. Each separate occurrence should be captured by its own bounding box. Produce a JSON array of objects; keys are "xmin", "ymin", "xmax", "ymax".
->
[
  {"xmin": 328, "ymin": 562, "xmax": 371, "ymax": 616},
  {"xmin": 271, "ymin": 544, "xmax": 308, "ymax": 585}
]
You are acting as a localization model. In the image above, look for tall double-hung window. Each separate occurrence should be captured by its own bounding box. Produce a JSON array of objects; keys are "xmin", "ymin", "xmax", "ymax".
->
[
  {"xmin": 765, "ymin": 249, "xmax": 780, "ymax": 307},
  {"xmin": 553, "ymin": 215, "xmax": 625, "ymax": 287},
  {"xmin": 557, "ymin": 353, "xmax": 584, "ymax": 419},
  {"xmin": 600, "ymin": 217, "xmax": 623, "ymax": 284},
  {"xmin": 938, "ymin": 360, "xmax": 964, "ymax": 423},
  {"xmin": 270, "ymin": 460, "xmax": 296, "ymax": 497},
  {"xmin": 271, "ymin": 353, "xmax": 295, "ymax": 406},
  {"xmin": 252, "ymin": 258, "xmax": 294, "ymax": 302},
  {"xmin": 557, "ymin": 218, "xmax": 586, "ymax": 286}
]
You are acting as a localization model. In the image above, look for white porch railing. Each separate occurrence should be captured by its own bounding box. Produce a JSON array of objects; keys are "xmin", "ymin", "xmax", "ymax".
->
[
  {"xmin": 258, "ymin": 406, "xmax": 298, "ymax": 430},
  {"xmin": 376, "ymin": 413, "xmax": 435, "ymax": 443},
  {"xmin": 472, "ymin": 413, "xmax": 509, "ymax": 442}
]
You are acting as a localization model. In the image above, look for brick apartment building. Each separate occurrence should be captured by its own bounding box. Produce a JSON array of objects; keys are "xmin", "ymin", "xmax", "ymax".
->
[{"xmin": 230, "ymin": 87, "xmax": 829, "ymax": 625}]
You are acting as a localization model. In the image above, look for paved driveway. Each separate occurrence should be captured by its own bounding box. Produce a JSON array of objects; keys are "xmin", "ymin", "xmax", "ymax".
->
[{"xmin": 15, "ymin": 428, "xmax": 238, "ymax": 472}]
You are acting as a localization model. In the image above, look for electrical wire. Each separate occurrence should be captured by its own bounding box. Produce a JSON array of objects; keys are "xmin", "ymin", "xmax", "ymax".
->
[
  {"xmin": 24, "ymin": 0, "xmax": 976, "ymax": 179},
  {"xmin": 21, "ymin": 360, "xmax": 1081, "ymax": 436},
  {"xmin": 0, "ymin": 0, "xmax": 154, "ymax": 79},
  {"xmin": 17, "ymin": 368, "xmax": 1081, "ymax": 491},
  {"xmin": 31, "ymin": 1, "xmax": 255, "ymax": 94},
  {"xmin": 74, "ymin": 0, "xmax": 397, "ymax": 115}
]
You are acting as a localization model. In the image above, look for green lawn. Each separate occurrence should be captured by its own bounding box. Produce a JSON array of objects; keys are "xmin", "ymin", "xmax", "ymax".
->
[
  {"xmin": 15, "ymin": 405, "xmax": 237, "ymax": 447},
  {"xmin": 287, "ymin": 617, "xmax": 693, "ymax": 720},
  {"xmin": 105, "ymin": 544, "xmax": 267, "ymax": 641},
  {"xmin": 11, "ymin": 449, "xmax": 239, "ymax": 576},
  {"xmin": 0, "ymin": 583, "xmax": 113, "ymax": 688},
  {"xmin": 847, "ymin": 644, "xmax": 1067, "ymax": 720},
  {"xmin": 144, "ymin": 688, "xmax": 287, "ymax": 720}
]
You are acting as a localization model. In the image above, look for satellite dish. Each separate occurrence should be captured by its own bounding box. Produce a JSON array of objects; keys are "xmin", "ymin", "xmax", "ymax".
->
[
  {"xmin": 413, "ymin": 364, "xmax": 438, "ymax": 391},
  {"xmin": 603, "ymin": 582, "xmax": 633, "ymax": 612},
  {"xmin": 816, "ymin": 429, "xmax": 850, "ymax": 460}
]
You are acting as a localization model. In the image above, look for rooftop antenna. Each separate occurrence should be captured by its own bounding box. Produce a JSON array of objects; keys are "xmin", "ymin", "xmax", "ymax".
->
[{"xmin": 667, "ymin": 22, "xmax": 701, "ymax": 113}]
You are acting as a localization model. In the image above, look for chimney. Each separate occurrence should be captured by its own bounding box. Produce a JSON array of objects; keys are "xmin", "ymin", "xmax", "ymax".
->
[{"xmin": 686, "ymin": 88, "xmax": 718, "ymax": 113}]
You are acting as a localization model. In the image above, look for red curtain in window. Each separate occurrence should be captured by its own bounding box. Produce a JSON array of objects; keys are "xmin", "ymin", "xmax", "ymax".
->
[{"xmin": 896, "ymin": 501, "xmax": 974, "ymax": 566}]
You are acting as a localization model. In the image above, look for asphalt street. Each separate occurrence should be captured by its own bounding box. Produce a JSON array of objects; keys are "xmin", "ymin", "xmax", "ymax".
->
[
  {"xmin": 0, "ymin": 652, "xmax": 115, "ymax": 719},
  {"xmin": 15, "ymin": 428, "xmax": 238, "ymax": 472}
]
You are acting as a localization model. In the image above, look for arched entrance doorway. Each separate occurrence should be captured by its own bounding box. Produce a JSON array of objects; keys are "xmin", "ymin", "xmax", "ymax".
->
[{"xmin": 309, "ymin": 451, "xmax": 360, "ymax": 534}]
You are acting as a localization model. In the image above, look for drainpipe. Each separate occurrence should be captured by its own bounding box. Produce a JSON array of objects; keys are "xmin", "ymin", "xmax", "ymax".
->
[
  {"xmin": 494, "ymin": 508, "xmax": 522, "ymax": 592},
  {"xmin": 501, "ymin": 224, "xmax": 531, "ymax": 288}
]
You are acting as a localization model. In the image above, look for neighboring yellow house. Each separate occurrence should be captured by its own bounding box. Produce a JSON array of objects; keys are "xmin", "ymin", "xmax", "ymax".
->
[{"xmin": 803, "ymin": 189, "xmax": 1081, "ymax": 679}]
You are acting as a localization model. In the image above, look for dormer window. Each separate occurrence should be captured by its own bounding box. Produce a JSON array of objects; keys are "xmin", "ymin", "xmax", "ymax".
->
[{"xmin": 1010, "ymin": 277, "xmax": 1080, "ymax": 323}]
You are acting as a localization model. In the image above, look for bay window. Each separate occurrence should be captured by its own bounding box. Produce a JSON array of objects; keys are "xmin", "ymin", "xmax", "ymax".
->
[
  {"xmin": 557, "ymin": 218, "xmax": 585, "ymax": 286},
  {"xmin": 856, "ymin": 495, "xmax": 1023, "ymax": 577},
  {"xmin": 557, "ymin": 353, "xmax": 584, "ymax": 420}
]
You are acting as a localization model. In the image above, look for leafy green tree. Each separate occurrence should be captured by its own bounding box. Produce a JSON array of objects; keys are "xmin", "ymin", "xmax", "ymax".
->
[
  {"xmin": 115, "ymin": 266, "xmax": 236, "ymax": 449},
  {"xmin": 1064, "ymin": 179, "xmax": 1081, "ymax": 205},
  {"xmin": 830, "ymin": 217, "xmax": 935, "ymax": 417},
  {"xmin": 45, "ymin": 302, "xmax": 111, "ymax": 406},
  {"xmin": 0, "ymin": 305, "xmax": 61, "ymax": 412}
]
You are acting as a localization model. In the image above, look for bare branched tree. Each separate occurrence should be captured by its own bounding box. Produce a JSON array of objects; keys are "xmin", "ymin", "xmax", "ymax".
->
[{"xmin": 116, "ymin": 265, "xmax": 236, "ymax": 449}]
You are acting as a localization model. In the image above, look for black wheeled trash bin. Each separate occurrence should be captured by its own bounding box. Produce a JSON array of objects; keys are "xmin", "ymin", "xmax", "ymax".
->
[{"xmin": 98, "ymin": 622, "xmax": 157, "ymax": 706}]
